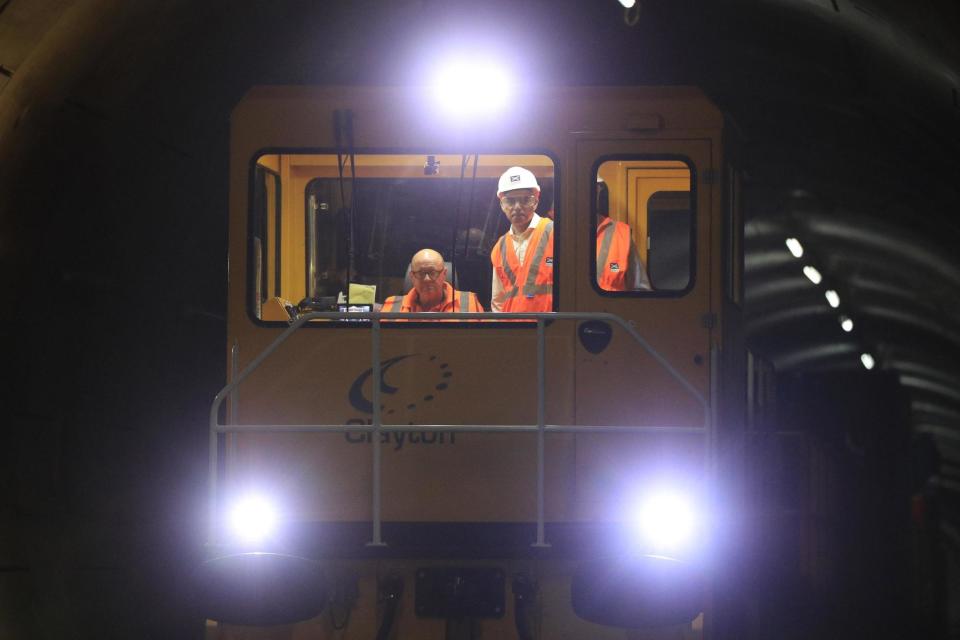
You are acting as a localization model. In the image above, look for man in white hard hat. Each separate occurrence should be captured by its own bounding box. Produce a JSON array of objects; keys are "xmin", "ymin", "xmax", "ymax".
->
[{"xmin": 489, "ymin": 166, "xmax": 554, "ymax": 312}]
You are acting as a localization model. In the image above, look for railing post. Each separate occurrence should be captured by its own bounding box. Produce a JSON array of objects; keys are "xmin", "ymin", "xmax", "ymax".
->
[
  {"xmin": 368, "ymin": 314, "xmax": 386, "ymax": 546},
  {"xmin": 533, "ymin": 318, "xmax": 550, "ymax": 547},
  {"xmin": 708, "ymin": 343, "xmax": 719, "ymax": 488},
  {"xmin": 209, "ymin": 417, "xmax": 219, "ymax": 544},
  {"xmin": 208, "ymin": 341, "xmax": 240, "ymax": 545},
  {"xmin": 703, "ymin": 342, "xmax": 720, "ymax": 640},
  {"xmin": 229, "ymin": 341, "xmax": 240, "ymax": 461}
]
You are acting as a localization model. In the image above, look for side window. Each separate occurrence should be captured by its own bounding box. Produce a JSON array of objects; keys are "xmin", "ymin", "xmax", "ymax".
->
[
  {"xmin": 593, "ymin": 159, "xmax": 694, "ymax": 294},
  {"xmin": 250, "ymin": 153, "xmax": 557, "ymax": 322}
]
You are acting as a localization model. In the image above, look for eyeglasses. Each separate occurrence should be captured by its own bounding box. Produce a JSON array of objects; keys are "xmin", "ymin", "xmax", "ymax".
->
[
  {"xmin": 411, "ymin": 268, "xmax": 445, "ymax": 280},
  {"xmin": 500, "ymin": 195, "xmax": 538, "ymax": 209}
]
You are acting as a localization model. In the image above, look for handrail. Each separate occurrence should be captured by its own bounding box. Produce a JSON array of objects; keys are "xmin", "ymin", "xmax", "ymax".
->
[
  {"xmin": 214, "ymin": 424, "xmax": 708, "ymax": 434},
  {"xmin": 208, "ymin": 310, "xmax": 712, "ymax": 545}
]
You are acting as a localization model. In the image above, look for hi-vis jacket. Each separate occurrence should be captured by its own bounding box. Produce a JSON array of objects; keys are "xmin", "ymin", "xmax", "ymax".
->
[
  {"xmin": 491, "ymin": 216, "xmax": 554, "ymax": 312},
  {"xmin": 382, "ymin": 281, "xmax": 483, "ymax": 314},
  {"xmin": 596, "ymin": 216, "xmax": 651, "ymax": 292}
]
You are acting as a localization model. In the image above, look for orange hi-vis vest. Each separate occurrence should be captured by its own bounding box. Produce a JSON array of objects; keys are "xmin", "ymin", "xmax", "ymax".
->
[
  {"xmin": 491, "ymin": 217, "xmax": 554, "ymax": 312},
  {"xmin": 596, "ymin": 216, "xmax": 635, "ymax": 291},
  {"xmin": 382, "ymin": 282, "xmax": 483, "ymax": 314}
]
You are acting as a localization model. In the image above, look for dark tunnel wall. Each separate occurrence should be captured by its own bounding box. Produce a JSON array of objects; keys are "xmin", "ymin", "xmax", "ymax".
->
[{"xmin": 1, "ymin": 2, "xmax": 233, "ymax": 635}]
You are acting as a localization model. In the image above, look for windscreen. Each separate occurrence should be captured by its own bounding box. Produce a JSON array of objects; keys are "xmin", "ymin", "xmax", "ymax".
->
[{"xmin": 250, "ymin": 153, "xmax": 555, "ymax": 320}]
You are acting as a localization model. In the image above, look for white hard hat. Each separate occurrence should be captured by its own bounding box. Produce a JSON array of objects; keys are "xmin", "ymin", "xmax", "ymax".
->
[{"xmin": 497, "ymin": 166, "xmax": 540, "ymax": 196}]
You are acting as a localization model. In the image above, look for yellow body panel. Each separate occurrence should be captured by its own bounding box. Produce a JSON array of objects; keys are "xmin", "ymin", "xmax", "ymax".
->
[{"xmin": 220, "ymin": 85, "xmax": 727, "ymax": 638}]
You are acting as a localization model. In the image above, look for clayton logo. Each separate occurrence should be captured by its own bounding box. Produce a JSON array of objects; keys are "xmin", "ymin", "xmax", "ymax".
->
[
  {"xmin": 344, "ymin": 353, "xmax": 457, "ymax": 450},
  {"xmin": 347, "ymin": 354, "xmax": 412, "ymax": 414}
]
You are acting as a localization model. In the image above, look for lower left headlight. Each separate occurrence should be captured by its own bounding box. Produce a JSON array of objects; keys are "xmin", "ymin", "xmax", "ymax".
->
[{"xmin": 228, "ymin": 494, "xmax": 277, "ymax": 544}]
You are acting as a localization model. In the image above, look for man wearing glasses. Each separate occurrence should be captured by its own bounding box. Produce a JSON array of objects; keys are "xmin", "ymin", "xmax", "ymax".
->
[
  {"xmin": 383, "ymin": 248, "xmax": 484, "ymax": 313},
  {"xmin": 490, "ymin": 166, "xmax": 554, "ymax": 312}
]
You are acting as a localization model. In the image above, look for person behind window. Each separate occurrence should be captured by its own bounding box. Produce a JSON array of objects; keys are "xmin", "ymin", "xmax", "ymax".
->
[
  {"xmin": 490, "ymin": 167, "xmax": 554, "ymax": 312},
  {"xmin": 382, "ymin": 248, "xmax": 484, "ymax": 313},
  {"xmin": 596, "ymin": 180, "xmax": 651, "ymax": 291}
]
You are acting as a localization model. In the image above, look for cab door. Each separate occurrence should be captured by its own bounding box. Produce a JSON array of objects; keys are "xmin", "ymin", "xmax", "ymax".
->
[{"xmin": 571, "ymin": 138, "xmax": 716, "ymax": 515}]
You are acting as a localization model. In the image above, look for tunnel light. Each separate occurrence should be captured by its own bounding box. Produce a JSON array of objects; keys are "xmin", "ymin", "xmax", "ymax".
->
[
  {"xmin": 229, "ymin": 494, "xmax": 277, "ymax": 544},
  {"xmin": 785, "ymin": 237, "xmax": 804, "ymax": 258},
  {"xmin": 825, "ymin": 289, "xmax": 840, "ymax": 308},
  {"xmin": 802, "ymin": 265, "xmax": 822, "ymax": 285},
  {"xmin": 840, "ymin": 316, "xmax": 854, "ymax": 332},
  {"xmin": 618, "ymin": 0, "xmax": 637, "ymax": 7},
  {"xmin": 431, "ymin": 59, "xmax": 511, "ymax": 118},
  {"xmin": 861, "ymin": 353, "xmax": 876, "ymax": 370},
  {"xmin": 631, "ymin": 489, "xmax": 698, "ymax": 554}
]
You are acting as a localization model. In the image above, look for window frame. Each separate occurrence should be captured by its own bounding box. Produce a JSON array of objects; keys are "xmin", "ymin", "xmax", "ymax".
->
[
  {"xmin": 246, "ymin": 147, "xmax": 562, "ymax": 328},
  {"xmin": 250, "ymin": 163, "xmax": 282, "ymax": 313}
]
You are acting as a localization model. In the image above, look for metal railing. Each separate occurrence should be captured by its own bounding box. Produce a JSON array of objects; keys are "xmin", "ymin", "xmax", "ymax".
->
[{"xmin": 208, "ymin": 311, "xmax": 714, "ymax": 546}]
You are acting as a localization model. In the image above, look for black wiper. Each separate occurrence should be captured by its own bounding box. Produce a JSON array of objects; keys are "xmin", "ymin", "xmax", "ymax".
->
[
  {"xmin": 449, "ymin": 153, "xmax": 479, "ymax": 290},
  {"xmin": 333, "ymin": 109, "xmax": 358, "ymax": 301}
]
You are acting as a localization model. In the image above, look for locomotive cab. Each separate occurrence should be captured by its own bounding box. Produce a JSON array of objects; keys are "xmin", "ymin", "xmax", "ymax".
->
[{"xmin": 201, "ymin": 83, "xmax": 742, "ymax": 639}]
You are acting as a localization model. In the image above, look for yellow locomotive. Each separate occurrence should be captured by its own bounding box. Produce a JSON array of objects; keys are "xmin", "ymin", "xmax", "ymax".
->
[{"xmin": 198, "ymin": 78, "xmax": 744, "ymax": 639}]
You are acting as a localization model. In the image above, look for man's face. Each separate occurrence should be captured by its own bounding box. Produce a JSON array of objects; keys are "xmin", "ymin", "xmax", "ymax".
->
[
  {"xmin": 499, "ymin": 188, "xmax": 539, "ymax": 231},
  {"xmin": 410, "ymin": 251, "xmax": 446, "ymax": 304}
]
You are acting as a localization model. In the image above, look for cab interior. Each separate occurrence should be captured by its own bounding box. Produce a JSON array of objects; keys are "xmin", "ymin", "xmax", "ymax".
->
[{"xmin": 251, "ymin": 152, "xmax": 692, "ymax": 320}]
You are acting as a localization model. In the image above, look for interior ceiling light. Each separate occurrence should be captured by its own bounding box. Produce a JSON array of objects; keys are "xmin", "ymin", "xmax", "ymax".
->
[
  {"xmin": 803, "ymin": 265, "xmax": 822, "ymax": 285},
  {"xmin": 785, "ymin": 237, "xmax": 804, "ymax": 258},
  {"xmin": 861, "ymin": 353, "xmax": 875, "ymax": 370},
  {"xmin": 840, "ymin": 316, "xmax": 854, "ymax": 332},
  {"xmin": 825, "ymin": 289, "xmax": 840, "ymax": 308}
]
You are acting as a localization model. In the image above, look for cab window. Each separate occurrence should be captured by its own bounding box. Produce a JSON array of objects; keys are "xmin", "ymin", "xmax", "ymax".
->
[
  {"xmin": 250, "ymin": 153, "xmax": 556, "ymax": 321},
  {"xmin": 593, "ymin": 159, "xmax": 694, "ymax": 294}
]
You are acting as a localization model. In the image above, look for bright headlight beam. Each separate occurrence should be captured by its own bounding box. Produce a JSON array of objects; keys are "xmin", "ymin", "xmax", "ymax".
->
[
  {"xmin": 431, "ymin": 60, "xmax": 511, "ymax": 118},
  {"xmin": 825, "ymin": 289, "xmax": 840, "ymax": 308},
  {"xmin": 803, "ymin": 265, "xmax": 822, "ymax": 285},
  {"xmin": 785, "ymin": 237, "xmax": 804, "ymax": 258},
  {"xmin": 633, "ymin": 490, "xmax": 697, "ymax": 553},
  {"xmin": 229, "ymin": 494, "xmax": 277, "ymax": 543},
  {"xmin": 861, "ymin": 353, "xmax": 875, "ymax": 370}
]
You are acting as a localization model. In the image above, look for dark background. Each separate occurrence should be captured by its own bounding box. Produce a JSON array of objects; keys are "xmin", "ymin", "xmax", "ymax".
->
[{"xmin": 1, "ymin": 0, "xmax": 959, "ymax": 637}]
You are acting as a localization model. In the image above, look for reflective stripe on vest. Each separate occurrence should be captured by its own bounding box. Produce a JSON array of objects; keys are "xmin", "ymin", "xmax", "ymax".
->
[
  {"xmin": 522, "ymin": 220, "xmax": 553, "ymax": 298},
  {"xmin": 597, "ymin": 218, "xmax": 632, "ymax": 291},
  {"xmin": 497, "ymin": 235, "xmax": 517, "ymax": 292},
  {"xmin": 493, "ymin": 218, "xmax": 553, "ymax": 309},
  {"xmin": 385, "ymin": 288, "xmax": 479, "ymax": 314},
  {"xmin": 597, "ymin": 219, "xmax": 617, "ymax": 276}
]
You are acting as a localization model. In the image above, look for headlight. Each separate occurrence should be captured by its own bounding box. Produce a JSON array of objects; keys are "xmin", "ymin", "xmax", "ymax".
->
[
  {"xmin": 630, "ymin": 488, "xmax": 699, "ymax": 555},
  {"xmin": 228, "ymin": 494, "xmax": 277, "ymax": 544},
  {"xmin": 431, "ymin": 59, "xmax": 512, "ymax": 118}
]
